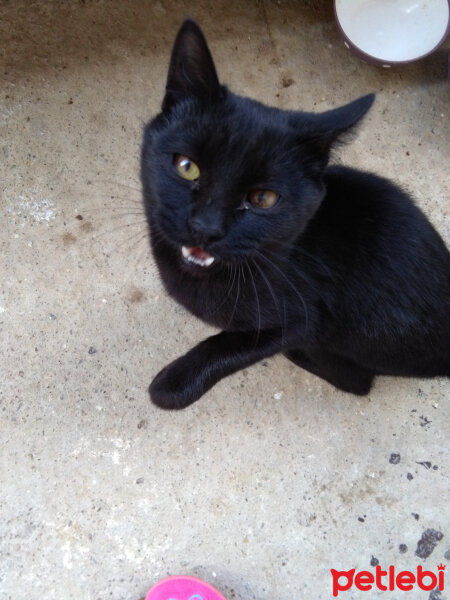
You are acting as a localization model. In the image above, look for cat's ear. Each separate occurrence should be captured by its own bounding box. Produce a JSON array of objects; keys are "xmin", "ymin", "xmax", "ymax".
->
[
  {"xmin": 162, "ymin": 19, "xmax": 221, "ymax": 112},
  {"xmin": 316, "ymin": 94, "xmax": 375, "ymax": 140},
  {"xmin": 302, "ymin": 94, "xmax": 375, "ymax": 170}
]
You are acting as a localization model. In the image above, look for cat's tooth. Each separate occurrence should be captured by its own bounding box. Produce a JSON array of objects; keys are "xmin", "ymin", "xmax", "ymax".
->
[{"xmin": 181, "ymin": 245, "xmax": 215, "ymax": 267}]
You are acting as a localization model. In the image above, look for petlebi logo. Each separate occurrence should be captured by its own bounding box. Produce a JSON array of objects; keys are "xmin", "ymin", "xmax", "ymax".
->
[{"xmin": 330, "ymin": 563, "xmax": 445, "ymax": 597}]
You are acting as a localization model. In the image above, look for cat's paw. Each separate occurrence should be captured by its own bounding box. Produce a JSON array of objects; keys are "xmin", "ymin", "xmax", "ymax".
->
[{"xmin": 149, "ymin": 358, "xmax": 201, "ymax": 410}]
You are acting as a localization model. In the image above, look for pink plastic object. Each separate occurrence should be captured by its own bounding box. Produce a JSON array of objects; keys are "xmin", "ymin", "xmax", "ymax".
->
[{"xmin": 145, "ymin": 575, "xmax": 227, "ymax": 600}]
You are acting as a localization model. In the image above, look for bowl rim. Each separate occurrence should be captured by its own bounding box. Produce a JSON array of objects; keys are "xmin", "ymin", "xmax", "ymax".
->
[
  {"xmin": 145, "ymin": 575, "xmax": 228, "ymax": 600},
  {"xmin": 333, "ymin": 0, "xmax": 450, "ymax": 66}
]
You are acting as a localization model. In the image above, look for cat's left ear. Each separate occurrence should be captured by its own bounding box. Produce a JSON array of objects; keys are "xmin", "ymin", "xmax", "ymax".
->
[
  {"xmin": 162, "ymin": 19, "xmax": 222, "ymax": 112},
  {"xmin": 303, "ymin": 94, "xmax": 375, "ymax": 168}
]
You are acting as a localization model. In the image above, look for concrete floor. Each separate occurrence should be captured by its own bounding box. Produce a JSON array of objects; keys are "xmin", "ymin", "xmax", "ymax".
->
[{"xmin": 1, "ymin": 1, "xmax": 449, "ymax": 599}]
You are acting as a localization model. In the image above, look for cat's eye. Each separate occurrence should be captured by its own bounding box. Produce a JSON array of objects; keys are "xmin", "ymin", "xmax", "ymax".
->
[
  {"xmin": 247, "ymin": 189, "xmax": 278, "ymax": 209},
  {"xmin": 174, "ymin": 154, "xmax": 200, "ymax": 181}
]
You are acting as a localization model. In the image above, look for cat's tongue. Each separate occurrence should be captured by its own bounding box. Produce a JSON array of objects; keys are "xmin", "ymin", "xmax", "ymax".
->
[{"xmin": 182, "ymin": 245, "xmax": 215, "ymax": 268}]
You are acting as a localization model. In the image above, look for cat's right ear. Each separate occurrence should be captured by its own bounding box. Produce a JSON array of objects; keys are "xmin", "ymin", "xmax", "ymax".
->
[
  {"xmin": 298, "ymin": 94, "xmax": 375, "ymax": 173},
  {"xmin": 162, "ymin": 20, "xmax": 222, "ymax": 112}
]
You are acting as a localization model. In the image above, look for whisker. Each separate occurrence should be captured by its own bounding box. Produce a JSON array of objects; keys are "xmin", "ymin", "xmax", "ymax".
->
[
  {"xmin": 102, "ymin": 211, "xmax": 146, "ymax": 222},
  {"xmin": 148, "ymin": 237, "xmax": 165, "ymax": 253},
  {"xmin": 91, "ymin": 219, "xmax": 148, "ymax": 242},
  {"xmin": 204, "ymin": 264, "xmax": 235, "ymax": 316},
  {"xmin": 134, "ymin": 245, "xmax": 152, "ymax": 270},
  {"xmin": 83, "ymin": 194, "xmax": 144, "ymax": 205},
  {"xmin": 263, "ymin": 246, "xmax": 328, "ymax": 301},
  {"xmin": 96, "ymin": 179, "xmax": 142, "ymax": 194},
  {"xmin": 80, "ymin": 210, "xmax": 147, "ymax": 226},
  {"xmin": 250, "ymin": 257, "xmax": 286, "ymax": 343},
  {"xmin": 112, "ymin": 232, "xmax": 152, "ymax": 272},
  {"xmin": 240, "ymin": 262, "xmax": 247, "ymax": 285},
  {"xmin": 116, "ymin": 231, "xmax": 149, "ymax": 256},
  {"xmin": 268, "ymin": 239, "xmax": 335, "ymax": 281},
  {"xmin": 254, "ymin": 249, "xmax": 309, "ymax": 334},
  {"xmin": 245, "ymin": 260, "xmax": 261, "ymax": 346},
  {"xmin": 81, "ymin": 207, "xmax": 145, "ymax": 218},
  {"xmin": 147, "ymin": 228, "xmax": 167, "ymax": 248},
  {"xmin": 227, "ymin": 264, "xmax": 241, "ymax": 329}
]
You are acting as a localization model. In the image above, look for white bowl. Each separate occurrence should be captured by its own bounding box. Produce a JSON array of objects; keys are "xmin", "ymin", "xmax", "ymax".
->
[{"xmin": 334, "ymin": 0, "xmax": 450, "ymax": 66}]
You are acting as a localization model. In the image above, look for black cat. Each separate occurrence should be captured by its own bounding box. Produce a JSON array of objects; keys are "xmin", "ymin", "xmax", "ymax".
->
[{"xmin": 141, "ymin": 19, "xmax": 450, "ymax": 409}]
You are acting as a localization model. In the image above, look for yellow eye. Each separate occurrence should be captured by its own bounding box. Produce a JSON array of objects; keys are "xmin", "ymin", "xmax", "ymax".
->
[
  {"xmin": 174, "ymin": 154, "xmax": 200, "ymax": 181},
  {"xmin": 247, "ymin": 189, "xmax": 278, "ymax": 209}
]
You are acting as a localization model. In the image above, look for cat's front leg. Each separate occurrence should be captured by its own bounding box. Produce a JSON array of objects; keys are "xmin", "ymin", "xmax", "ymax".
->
[{"xmin": 149, "ymin": 329, "xmax": 283, "ymax": 409}]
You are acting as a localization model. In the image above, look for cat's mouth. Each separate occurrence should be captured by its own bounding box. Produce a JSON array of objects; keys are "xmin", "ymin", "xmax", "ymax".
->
[{"xmin": 181, "ymin": 245, "xmax": 215, "ymax": 268}]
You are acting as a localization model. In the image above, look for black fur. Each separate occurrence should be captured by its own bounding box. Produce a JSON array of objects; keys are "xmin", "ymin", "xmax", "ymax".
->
[{"xmin": 141, "ymin": 19, "xmax": 450, "ymax": 409}]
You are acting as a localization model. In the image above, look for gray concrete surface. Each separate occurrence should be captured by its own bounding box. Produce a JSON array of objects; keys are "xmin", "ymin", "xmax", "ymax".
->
[{"xmin": 1, "ymin": 2, "xmax": 449, "ymax": 599}]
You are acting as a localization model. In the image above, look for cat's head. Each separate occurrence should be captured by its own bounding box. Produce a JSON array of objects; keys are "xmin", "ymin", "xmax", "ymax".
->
[{"xmin": 142, "ymin": 19, "xmax": 374, "ymax": 274}]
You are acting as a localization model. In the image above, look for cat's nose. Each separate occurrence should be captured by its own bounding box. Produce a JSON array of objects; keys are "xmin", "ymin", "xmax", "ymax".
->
[{"xmin": 188, "ymin": 216, "xmax": 225, "ymax": 245}]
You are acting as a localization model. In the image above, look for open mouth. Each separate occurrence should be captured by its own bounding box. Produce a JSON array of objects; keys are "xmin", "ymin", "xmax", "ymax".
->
[{"xmin": 181, "ymin": 245, "xmax": 215, "ymax": 268}]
